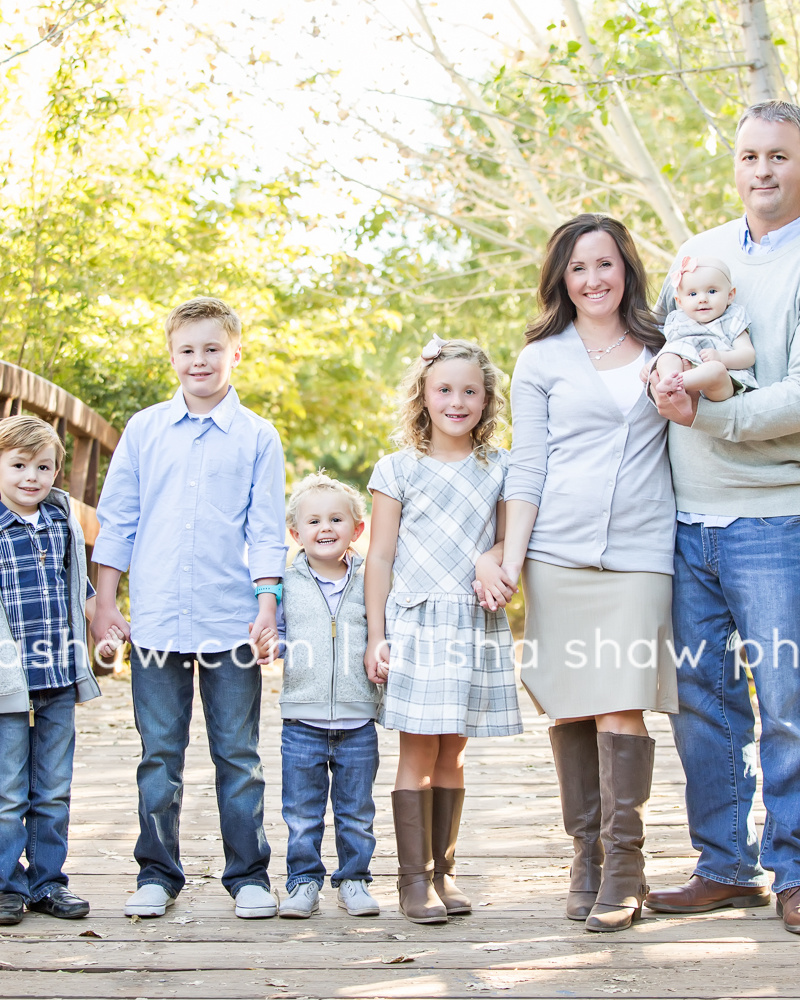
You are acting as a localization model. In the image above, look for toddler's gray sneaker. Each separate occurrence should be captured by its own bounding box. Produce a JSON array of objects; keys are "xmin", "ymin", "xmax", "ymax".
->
[
  {"xmin": 124, "ymin": 884, "xmax": 175, "ymax": 917},
  {"xmin": 337, "ymin": 879, "xmax": 380, "ymax": 916},
  {"xmin": 279, "ymin": 882, "xmax": 319, "ymax": 919},
  {"xmin": 234, "ymin": 884, "xmax": 278, "ymax": 919}
]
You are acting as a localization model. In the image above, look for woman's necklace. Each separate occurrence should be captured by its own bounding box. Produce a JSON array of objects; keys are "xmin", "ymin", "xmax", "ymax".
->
[{"xmin": 584, "ymin": 329, "xmax": 629, "ymax": 362}]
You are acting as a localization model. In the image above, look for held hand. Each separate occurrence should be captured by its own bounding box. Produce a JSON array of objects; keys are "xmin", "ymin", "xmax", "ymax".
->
[
  {"xmin": 699, "ymin": 348, "xmax": 721, "ymax": 363},
  {"xmin": 249, "ymin": 607, "xmax": 277, "ymax": 661},
  {"xmin": 365, "ymin": 638, "xmax": 390, "ymax": 685},
  {"xmin": 639, "ymin": 361, "xmax": 653, "ymax": 385},
  {"xmin": 648, "ymin": 368, "xmax": 698, "ymax": 426},
  {"xmin": 90, "ymin": 605, "xmax": 130, "ymax": 647},
  {"xmin": 250, "ymin": 625, "xmax": 279, "ymax": 665},
  {"xmin": 474, "ymin": 552, "xmax": 518, "ymax": 611},
  {"xmin": 95, "ymin": 624, "xmax": 126, "ymax": 661}
]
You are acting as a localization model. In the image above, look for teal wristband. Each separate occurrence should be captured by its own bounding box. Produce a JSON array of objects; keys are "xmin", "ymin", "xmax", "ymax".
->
[{"xmin": 254, "ymin": 583, "xmax": 283, "ymax": 604}]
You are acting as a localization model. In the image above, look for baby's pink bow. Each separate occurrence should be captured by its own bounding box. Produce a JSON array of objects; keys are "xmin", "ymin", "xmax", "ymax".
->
[
  {"xmin": 421, "ymin": 334, "xmax": 447, "ymax": 366},
  {"xmin": 670, "ymin": 255, "xmax": 698, "ymax": 289}
]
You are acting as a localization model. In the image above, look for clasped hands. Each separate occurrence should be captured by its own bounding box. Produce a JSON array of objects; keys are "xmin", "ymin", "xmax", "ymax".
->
[{"xmin": 473, "ymin": 551, "xmax": 518, "ymax": 611}]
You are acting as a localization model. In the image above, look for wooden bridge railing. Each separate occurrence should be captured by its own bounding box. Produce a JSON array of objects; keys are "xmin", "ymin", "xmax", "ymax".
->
[{"xmin": 0, "ymin": 360, "xmax": 120, "ymax": 547}]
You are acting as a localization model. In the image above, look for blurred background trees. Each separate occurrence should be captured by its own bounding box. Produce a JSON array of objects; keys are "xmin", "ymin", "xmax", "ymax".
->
[{"xmin": 0, "ymin": 0, "xmax": 794, "ymax": 484}]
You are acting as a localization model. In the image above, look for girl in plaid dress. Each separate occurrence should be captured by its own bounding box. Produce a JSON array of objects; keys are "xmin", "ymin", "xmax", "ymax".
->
[{"xmin": 365, "ymin": 338, "xmax": 522, "ymax": 924}]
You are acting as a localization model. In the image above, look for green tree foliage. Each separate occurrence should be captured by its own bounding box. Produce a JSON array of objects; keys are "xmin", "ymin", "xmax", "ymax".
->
[
  {"xmin": 337, "ymin": 0, "xmax": 791, "ymax": 375},
  {"xmin": 0, "ymin": 1, "xmax": 398, "ymax": 484}
]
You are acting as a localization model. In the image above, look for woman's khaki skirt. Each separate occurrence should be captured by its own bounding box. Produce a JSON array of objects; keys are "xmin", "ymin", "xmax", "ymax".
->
[{"xmin": 520, "ymin": 559, "xmax": 678, "ymax": 719}]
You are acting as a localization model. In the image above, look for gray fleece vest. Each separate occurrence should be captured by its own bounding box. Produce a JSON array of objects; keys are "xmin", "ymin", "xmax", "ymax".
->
[{"xmin": 279, "ymin": 551, "xmax": 380, "ymax": 722}]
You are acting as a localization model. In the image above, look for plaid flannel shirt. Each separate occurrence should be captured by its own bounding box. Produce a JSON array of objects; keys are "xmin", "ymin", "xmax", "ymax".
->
[{"xmin": 0, "ymin": 500, "xmax": 95, "ymax": 690}]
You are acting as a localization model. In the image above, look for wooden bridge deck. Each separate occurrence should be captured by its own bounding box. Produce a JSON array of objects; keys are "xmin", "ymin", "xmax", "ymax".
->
[{"xmin": 0, "ymin": 667, "xmax": 793, "ymax": 1000}]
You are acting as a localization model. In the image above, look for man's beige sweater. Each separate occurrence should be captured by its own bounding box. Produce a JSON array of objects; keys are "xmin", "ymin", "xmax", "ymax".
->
[{"xmin": 656, "ymin": 219, "xmax": 800, "ymax": 515}]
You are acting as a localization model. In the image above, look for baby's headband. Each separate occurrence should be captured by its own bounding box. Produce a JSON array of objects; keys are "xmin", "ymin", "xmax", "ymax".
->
[
  {"xmin": 670, "ymin": 255, "xmax": 732, "ymax": 290},
  {"xmin": 421, "ymin": 334, "xmax": 448, "ymax": 366}
]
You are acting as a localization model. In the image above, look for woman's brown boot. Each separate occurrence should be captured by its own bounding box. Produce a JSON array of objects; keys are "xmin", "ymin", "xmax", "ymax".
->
[
  {"xmin": 585, "ymin": 732, "xmax": 655, "ymax": 933},
  {"xmin": 431, "ymin": 787, "xmax": 472, "ymax": 915},
  {"xmin": 549, "ymin": 721, "xmax": 604, "ymax": 920},
  {"xmin": 392, "ymin": 789, "xmax": 448, "ymax": 924}
]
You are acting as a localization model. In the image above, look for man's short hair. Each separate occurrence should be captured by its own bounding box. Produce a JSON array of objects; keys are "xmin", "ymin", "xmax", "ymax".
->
[
  {"xmin": 164, "ymin": 297, "xmax": 242, "ymax": 348},
  {"xmin": 735, "ymin": 100, "xmax": 800, "ymax": 146},
  {"xmin": 0, "ymin": 415, "xmax": 65, "ymax": 468},
  {"xmin": 286, "ymin": 471, "xmax": 366, "ymax": 529}
]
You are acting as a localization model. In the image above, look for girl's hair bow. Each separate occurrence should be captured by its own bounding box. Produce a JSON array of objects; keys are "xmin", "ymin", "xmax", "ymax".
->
[
  {"xmin": 421, "ymin": 334, "xmax": 448, "ymax": 366},
  {"xmin": 670, "ymin": 255, "xmax": 698, "ymax": 290}
]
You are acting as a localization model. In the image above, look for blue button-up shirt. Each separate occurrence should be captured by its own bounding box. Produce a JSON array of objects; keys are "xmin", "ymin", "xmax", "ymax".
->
[
  {"xmin": 739, "ymin": 213, "xmax": 800, "ymax": 254},
  {"xmin": 0, "ymin": 501, "xmax": 95, "ymax": 689},
  {"xmin": 93, "ymin": 386, "xmax": 287, "ymax": 653}
]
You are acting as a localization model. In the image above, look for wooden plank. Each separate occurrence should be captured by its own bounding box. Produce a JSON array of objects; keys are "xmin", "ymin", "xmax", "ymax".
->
[
  {"xmin": 0, "ymin": 360, "xmax": 119, "ymax": 454},
  {"xmin": 69, "ymin": 497, "xmax": 100, "ymax": 546},
  {"xmin": 0, "ymin": 673, "xmax": 790, "ymax": 1000},
  {"xmin": 69, "ymin": 435, "xmax": 93, "ymax": 503}
]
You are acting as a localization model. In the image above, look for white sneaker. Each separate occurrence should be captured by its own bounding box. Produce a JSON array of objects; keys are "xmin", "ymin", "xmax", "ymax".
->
[
  {"xmin": 234, "ymin": 884, "xmax": 278, "ymax": 919},
  {"xmin": 337, "ymin": 879, "xmax": 380, "ymax": 916},
  {"xmin": 124, "ymin": 884, "xmax": 175, "ymax": 917},
  {"xmin": 279, "ymin": 882, "xmax": 320, "ymax": 919}
]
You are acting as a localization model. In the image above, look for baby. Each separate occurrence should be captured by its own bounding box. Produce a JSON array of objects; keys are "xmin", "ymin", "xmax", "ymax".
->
[{"xmin": 653, "ymin": 255, "xmax": 757, "ymax": 401}]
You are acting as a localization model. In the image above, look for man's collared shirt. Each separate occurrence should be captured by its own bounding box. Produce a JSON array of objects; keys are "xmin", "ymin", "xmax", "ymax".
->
[
  {"xmin": 93, "ymin": 386, "xmax": 287, "ymax": 654},
  {"xmin": 739, "ymin": 214, "xmax": 800, "ymax": 255},
  {"xmin": 0, "ymin": 501, "xmax": 94, "ymax": 689}
]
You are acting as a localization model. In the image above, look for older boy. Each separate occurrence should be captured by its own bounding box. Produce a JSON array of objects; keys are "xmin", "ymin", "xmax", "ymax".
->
[
  {"xmin": 268, "ymin": 472, "xmax": 381, "ymax": 919},
  {"xmin": 0, "ymin": 416, "xmax": 102, "ymax": 924},
  {"xmin": 91, "ymin": 297, "xmax": 287, "ymax": 919}
]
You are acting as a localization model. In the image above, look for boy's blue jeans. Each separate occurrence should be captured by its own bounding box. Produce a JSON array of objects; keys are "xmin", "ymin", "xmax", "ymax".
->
[
  {"xmin": 671, "ymin": 517, "xmax": 800, "ymax": 892},
  {"xmin": 281, "ymin": 720, "xmax": 379, "ymax": 892},
  {"xmin": 130, "ymin": 645, "xmax": 271, "ymax": 899},
  {"xmin": 0, "ymin": 684, "xmax": 77, "ymax": 902}
]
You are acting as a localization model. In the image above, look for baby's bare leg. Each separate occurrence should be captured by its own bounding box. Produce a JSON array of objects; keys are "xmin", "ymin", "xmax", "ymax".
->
[
  {"xmin": 680, "ymin": 360, "xmax": 735, "ymax": 401},
  {"xmin": 655, "ymin": 353, "xmax": 690, "ymax": 395}
]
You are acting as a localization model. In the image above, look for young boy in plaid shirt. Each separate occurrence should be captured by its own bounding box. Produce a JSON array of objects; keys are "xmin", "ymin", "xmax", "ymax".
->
[{"xmin": 0, "ymin": 416, "xmax": 106, "ymax": 925}]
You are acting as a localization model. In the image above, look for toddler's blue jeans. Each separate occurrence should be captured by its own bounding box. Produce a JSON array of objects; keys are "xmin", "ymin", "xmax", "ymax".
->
[
  {"xmin": 0, "ymin": 684, "xmax": 76, "ymax": 902},
  {"xmin": 281, "ymin": 719, "xmax": 379, "ymax": 892}
]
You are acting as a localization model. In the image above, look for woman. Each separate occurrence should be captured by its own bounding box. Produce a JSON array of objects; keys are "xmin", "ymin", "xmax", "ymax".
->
[{"xmin": 477, "ymin": 214, "xmax": 678, "ymax": 932}]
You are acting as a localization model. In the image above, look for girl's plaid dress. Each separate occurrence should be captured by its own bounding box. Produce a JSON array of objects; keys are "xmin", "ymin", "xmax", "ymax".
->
[{"xmin": 368, "ymin": 449, "xmax": 522, "ymax": 737}]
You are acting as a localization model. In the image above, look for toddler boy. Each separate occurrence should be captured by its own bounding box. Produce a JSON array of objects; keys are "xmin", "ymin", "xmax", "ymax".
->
[
  {"xmin": 265, "ymin": 472, "xmax": 381, "ymax": 919},
  {"xmin": 0, "ymin": 415, "xmax": 102, "ymax": 924},
  {"xmin": 91, "ymin": 297, "xmax": 287, "ymax": 919}
]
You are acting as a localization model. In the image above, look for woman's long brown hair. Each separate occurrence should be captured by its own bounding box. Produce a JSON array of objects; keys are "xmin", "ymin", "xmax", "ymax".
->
[{"xmin": 525, "ymin": 214, "xmax": 665, "ymax": 351}]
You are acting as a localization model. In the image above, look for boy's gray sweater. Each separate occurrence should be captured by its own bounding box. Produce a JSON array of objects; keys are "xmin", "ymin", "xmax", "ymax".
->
[
  {"xmin": 279, "ymin": 551, "xmax": 380, "ymax": 722},
  {"xmin": 0, "ymin": 488, "xmax": 102, "ymax": 713}
]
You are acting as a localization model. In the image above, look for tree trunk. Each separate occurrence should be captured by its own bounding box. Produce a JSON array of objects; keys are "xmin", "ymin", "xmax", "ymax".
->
[
  {"xmin": 740, "ymin": 0, "xmax": 781, "ymax": 103},
  {"xmin": 561, "ymin": 0, "xmax": 691, "ymax": 248}
]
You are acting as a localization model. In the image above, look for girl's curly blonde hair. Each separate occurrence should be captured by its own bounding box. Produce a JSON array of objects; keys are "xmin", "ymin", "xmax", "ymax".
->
[{"xmin": 395, "ymin": 339, "xmax": 506, "ymax": 464}]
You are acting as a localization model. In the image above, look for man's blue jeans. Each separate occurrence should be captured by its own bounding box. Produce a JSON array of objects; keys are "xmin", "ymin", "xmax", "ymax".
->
[
  {"xmin": 281, "ymin": 720, "xmax": 379, "ymax": 892},
  {"xmin": 671, "ymin": 518, "xmax": 800, "ymax": 892},
  {"xmin": 130, "ymin": 645, "xmax": 271, "ymax": 898},
  {"xmin": 0, "ymin": 684, "xmax": 77, "ymax": 902}
]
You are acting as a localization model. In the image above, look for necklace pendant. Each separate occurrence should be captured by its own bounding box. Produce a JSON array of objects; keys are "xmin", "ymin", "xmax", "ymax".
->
[{"xmin": 39, "ymin": 550, "xmax": 46, "ymax": 567}]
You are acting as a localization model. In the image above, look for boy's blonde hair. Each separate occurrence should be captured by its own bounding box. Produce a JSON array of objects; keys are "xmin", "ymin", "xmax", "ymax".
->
[
  {"xmin": 0, "ymin": 415, "xmax": 65, "ymax": 468},
  {"xmin": 396, "ymin": 339, "xmax": 505, "ymax": 463},
  {"xmin": 165, "ymin": 296, "xmax": 242, "ymax": 348},
  {"xmin": 286, "ymin": 471, "xmax": 366, "ymax": 530}
]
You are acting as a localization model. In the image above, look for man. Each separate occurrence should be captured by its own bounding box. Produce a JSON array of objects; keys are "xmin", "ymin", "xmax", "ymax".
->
[{"xmin": 646, "ymin": 101, "xmax": 800, "ymax": 935}]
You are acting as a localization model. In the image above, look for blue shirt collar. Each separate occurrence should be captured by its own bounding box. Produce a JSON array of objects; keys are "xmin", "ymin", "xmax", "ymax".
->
[
  {"xmin": 307, "ymin": 552, "xmax": 352, "ymax": 594},
  {"xmin": 167, "ymin": 384, "xmax": 239, "ymax": 432},
  {"xmin": 0, "ymin": 499, "xmax": 66, "ymax": 530},
  {"xmin": 739, "ymin": 213, "xmax": 800, "ymax": 254}
]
